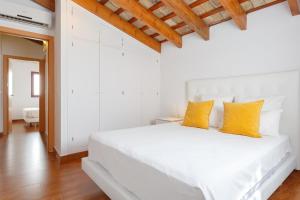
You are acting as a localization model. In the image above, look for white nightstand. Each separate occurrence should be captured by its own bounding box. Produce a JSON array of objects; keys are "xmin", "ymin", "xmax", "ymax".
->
[{"xmin": 155, "ymin": 117, "xmax": 183, "ymax": 125}]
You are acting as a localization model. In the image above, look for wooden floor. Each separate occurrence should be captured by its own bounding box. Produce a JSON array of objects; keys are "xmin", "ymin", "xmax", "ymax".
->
[
  {"xmin": 0, "ymin": 121, "xmax": 299, "ymax": 200},
  {"xmin": 0, "ymin": 122, "xmax": 109, "ymax": 200}
]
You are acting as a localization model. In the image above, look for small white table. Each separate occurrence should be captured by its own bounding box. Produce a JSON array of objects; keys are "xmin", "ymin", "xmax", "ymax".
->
[{"xmin": 155, "ymin": 117, "xmax": 183, "ymax": 125}]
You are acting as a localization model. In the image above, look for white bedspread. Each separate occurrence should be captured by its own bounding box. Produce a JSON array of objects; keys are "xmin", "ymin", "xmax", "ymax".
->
[
  {"xmin": 23, "ymin": 107, "xmax": 39, "ymax": 118},
  {"xmin": 89, "ymin": 123, "xmax": 291, "ymax": 200}
]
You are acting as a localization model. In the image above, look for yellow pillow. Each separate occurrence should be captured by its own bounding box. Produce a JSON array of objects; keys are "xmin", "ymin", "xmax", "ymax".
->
[
  {"xmin": 182, "ymin": 100, "xmax": 214, "ymax": 129},
  {"xmin": 220, "ymin": 100, "xmax": 264, "ymax": 138}
]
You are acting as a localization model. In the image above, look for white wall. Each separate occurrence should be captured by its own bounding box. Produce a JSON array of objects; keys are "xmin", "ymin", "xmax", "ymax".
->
[
  {"xmin": 0, "ymin": 34, "xmax": 45, "ymax": 132},
  {"xmin": 160, "ymin": 2, "xmax": 300, "ymax": 117},
  {"xmin": 10, "ymin": 59, "xmax": 39, "ymax": 120},
  {"xmin": 55, "ymin": 0, "xmax": 160, "ymax": 155}
]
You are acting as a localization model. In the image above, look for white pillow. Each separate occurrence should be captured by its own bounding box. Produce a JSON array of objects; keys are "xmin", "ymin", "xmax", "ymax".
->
[
  {"xmin": 199, "ymin": 95, "xmax": 234, "ymax": 128},
  {"xmin": 234, "ymin": 95, "xmax": 285, "ymax": 111},
  {"xmin": 260, "ymin": 109, "xmax": 283, "ymax": 136}
]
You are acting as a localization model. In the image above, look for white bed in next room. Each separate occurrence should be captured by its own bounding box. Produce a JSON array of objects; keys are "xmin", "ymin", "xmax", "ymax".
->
[
  {"xmin": 82, "ymin": 70, "xmax": 299, "ymax": 200},
  {"xmin": 23, "ymin": 107, "xmax": 39, "ymax": 126}
]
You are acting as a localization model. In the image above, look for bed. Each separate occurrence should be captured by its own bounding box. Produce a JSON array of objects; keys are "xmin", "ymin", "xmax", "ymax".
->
[
  {"xmin": 23, "ymin": 107, "xmax": 39, "ymax": 127},
  {"xmin": 83, "ymin": 70, "xmax": 299, "ymax": 200}
]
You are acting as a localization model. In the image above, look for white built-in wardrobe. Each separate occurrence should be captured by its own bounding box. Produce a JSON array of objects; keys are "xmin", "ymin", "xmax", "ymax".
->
[{"xmin": 65, "ymin": 1, "xmax": 160, "ymax": 154}]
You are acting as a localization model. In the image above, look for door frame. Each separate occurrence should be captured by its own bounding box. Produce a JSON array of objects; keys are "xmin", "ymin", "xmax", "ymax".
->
[
  {"xmin": 3, "ymin": 55, "xmax": 46, "ymax": 134},
  {"xmin": 0, "ymin": 26, "xmax": 55, "ymax": 152}
]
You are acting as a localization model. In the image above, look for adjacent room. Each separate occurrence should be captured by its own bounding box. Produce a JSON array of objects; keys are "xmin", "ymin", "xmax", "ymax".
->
[
  {"xmin": 0, "ymin": 0, "xmax": 300, "ymax": 199},
  {"xmin": 7, "ymin": 51, "xmax": 44, "ymax": 130}
]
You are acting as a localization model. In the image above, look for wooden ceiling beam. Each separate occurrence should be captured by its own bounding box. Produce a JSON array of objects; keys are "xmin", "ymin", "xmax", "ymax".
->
[
  {"xmin": 128, "ymin": 2, "xmax": 165, "ymax": 24},
  {"xmin": 111, "ymin": 0, "xmax": 182, "ymax": 47},
  {"xmin": 159, "ymin": 0, "xmax": 210, "ymax": 22},
  {"xmin": 160, "ymin": 0, "xmax": 209, "ymax": 40},
  {"xmin": 151, "ymin": 33, "xmax": 159, "ymax": 38},
  {"xmin": 115, "ymin": 8, "xmax": 125, "ymax": 14},
  {"xmin": 73, "ymin": 0, "xmax": 161, "ymax": 52},
  {"xmin": 219, "ymin": 0, "xmax": 247, "ymax": 30},
  {"xmin": 171, "ymin": 22, "xmax": 185, "ymax": 30},
  {"xmin": 161, "ymin": 12, "xmax": 177, "ymax": 21},
  {"xmin": 189, "ymin": 0, "xmax": 209, "ymax": 7},
  {"xmin": 168, "ymin": 0, "xmax": 247, "ymax": 31},
  {"xmin": 246, "ymin": 0, "xmax": 285, "ymax": 13},
  {"xmin": 176, "ymin": 0, "xmax": 286, "ymax": 38},
  {"xmin": 139, "ymin": 0, "xmax": 208, "ymax": 32},
  {"xmin": 99, "ymin": 0, "xmax": 109, "ymax": 4},
  {"xmin": 149, "ymin": 1, "xmax": 165, "ymax": 11},
  {"xmin": 200, "ymin": 6, "xmax": 224, "ymax": 18},
  {"xmin": 169, "ymin": 7, "xmax": 225, "ymax": 30},
  {"xmin": 33, "ymin": 0, "xmax": 55, "ymax": 12},
  {"xmin": 288, "ymin": 0, "xmax": 300, "ymax": 15}
]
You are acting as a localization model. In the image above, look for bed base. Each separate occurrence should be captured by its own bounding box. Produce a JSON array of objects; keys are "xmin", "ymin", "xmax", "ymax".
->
[
  {"xmin": 82, "ymin": 156, "xmax": 296, "ymax": 200},
  {"xmin": 82, "ymin": 157, "xmax": 139, "ymax": 200}
]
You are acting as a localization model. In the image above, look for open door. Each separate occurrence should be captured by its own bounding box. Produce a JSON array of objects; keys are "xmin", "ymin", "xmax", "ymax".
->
[
  {"xmin": 3, "ymin": 56, "xmax": 46, "ymax": 135},
  {"xmin": 39, "ymin": 60, "xmax": 46, "ymax": 133},
  {"xmin": 0, "ymin": 26, "xmax": 55, "ymax": 152},
  {"xmin": 8, "ymin": 63, "xmax": 13, "ymax": 132},
  {"xmin": 3, "ymin": 55, "xmax": 9, "ymax": 135}
]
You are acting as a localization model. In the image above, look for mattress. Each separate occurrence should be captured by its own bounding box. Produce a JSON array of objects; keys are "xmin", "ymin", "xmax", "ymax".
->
[
  {"xmin": 88, "ymin": 123, "xmax": 292, "ymax": 200},
  {"xmin": 23, "ymin": 107, "xmax": 39, "ymax": 118}
]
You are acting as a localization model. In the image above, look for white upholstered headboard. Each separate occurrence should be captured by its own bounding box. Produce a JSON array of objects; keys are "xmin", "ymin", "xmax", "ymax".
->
[{"xmin": 186, "ymin": 70, "xmax": 300, "ymax": 169}]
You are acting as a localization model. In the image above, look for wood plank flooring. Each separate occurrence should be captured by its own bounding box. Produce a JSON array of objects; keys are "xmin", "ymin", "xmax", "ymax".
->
[
  {"xmin": 0, "ymin": 121, "xmax": 299, "ymax": 200},
  {"xmin": 0, "ymin": 122, "xmax": 109, "ymax": 200}
]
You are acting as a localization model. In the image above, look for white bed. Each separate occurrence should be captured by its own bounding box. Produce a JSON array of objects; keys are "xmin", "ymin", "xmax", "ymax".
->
[
  {"xmin": 23, "ymin": 107, "xmax": 39, "ymax": 126},
  {"xmin": 86, "ymin": 123, "xmax": 295, "ymax": 200},
  {"xmin": 83, "ymin": 70, "xmax": 299, "ymax": 200}
]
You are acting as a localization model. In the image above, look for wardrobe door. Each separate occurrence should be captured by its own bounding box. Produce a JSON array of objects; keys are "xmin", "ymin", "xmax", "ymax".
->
[
  {"xmin": 99, "ymin": 45, "xmax": 123, "ymax": 93},
  {"xmin": 120, "ymin": 47, "xmax": 142, "ymax": 127},
  {"xmin": 99, "ymin": 27, "xmax": 124, "ymax": 131},
  {"xmin": 68, "ymin": 37, "xmax": 100, "ymax": 153},
  {"xmin": 140, "ymin": 55, "xmax": 160, "ymax": 125},
  {"xmin": 67, "ymin": 3, "xmax": 101, "ymax": 153},
  {"xmin": 99, "ymin": 32, "xmax": 141, "ymax": 131},
  {"xmin": 99, "ymin": 45, "xmax": 124, "ymax": 131}
]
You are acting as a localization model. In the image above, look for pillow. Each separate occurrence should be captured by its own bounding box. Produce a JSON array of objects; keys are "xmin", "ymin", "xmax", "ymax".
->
[
  {"xmin": 220, "ymin": 100, "xmax": 264, "ymax": 138},
  {"xmin": 182, "ymin": 101, "xmax": 214, "ymax": 129},
  {"xmin": 200, "ymin": 95, "xmax": 234, "ymax": 128},
  {"xmin": 234, "ymin": 96, "xmax": 285, "ymax": 112},
  {"xmin": 260, "ymin": 109, "xmax": 283, "ymax": 136}
]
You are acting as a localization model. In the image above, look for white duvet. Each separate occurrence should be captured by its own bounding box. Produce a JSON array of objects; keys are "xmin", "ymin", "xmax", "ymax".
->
[
  {"xmin": 89, "ymin": 123, "xmax": 291, "ymax": 200},
  {"xmin": 23, "ymin": 107, "xmax": 39, "ymax": 118}
]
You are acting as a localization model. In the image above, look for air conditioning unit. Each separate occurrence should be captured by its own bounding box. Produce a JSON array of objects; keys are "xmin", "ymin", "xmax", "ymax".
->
[{"xmin": 0, "ymin": 1, "xmax": 52, "ymax": 29}]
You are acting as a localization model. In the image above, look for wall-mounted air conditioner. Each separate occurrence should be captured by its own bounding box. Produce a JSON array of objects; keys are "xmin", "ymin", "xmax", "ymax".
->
[{"xmin": 0, "ymin": 1, "xmax": 52, "ymax": 29}]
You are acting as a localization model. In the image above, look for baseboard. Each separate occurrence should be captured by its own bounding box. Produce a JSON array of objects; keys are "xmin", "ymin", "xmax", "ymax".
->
[
  {"xmin": 12, "ymin": 119, "xmax": 25, "ymax": 123},
  {"xmin": 54, "ymin": 149, "xmax": 88, "ymax": 164}
]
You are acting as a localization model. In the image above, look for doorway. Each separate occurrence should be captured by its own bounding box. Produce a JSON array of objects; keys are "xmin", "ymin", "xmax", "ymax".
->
[
  {"xmin": 3, "ymin": 56, "xmax": 46, "ymax": 134},
  {"xmin": 0, "ymin": 26, "xmax": 55, "ymax": 152}
]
